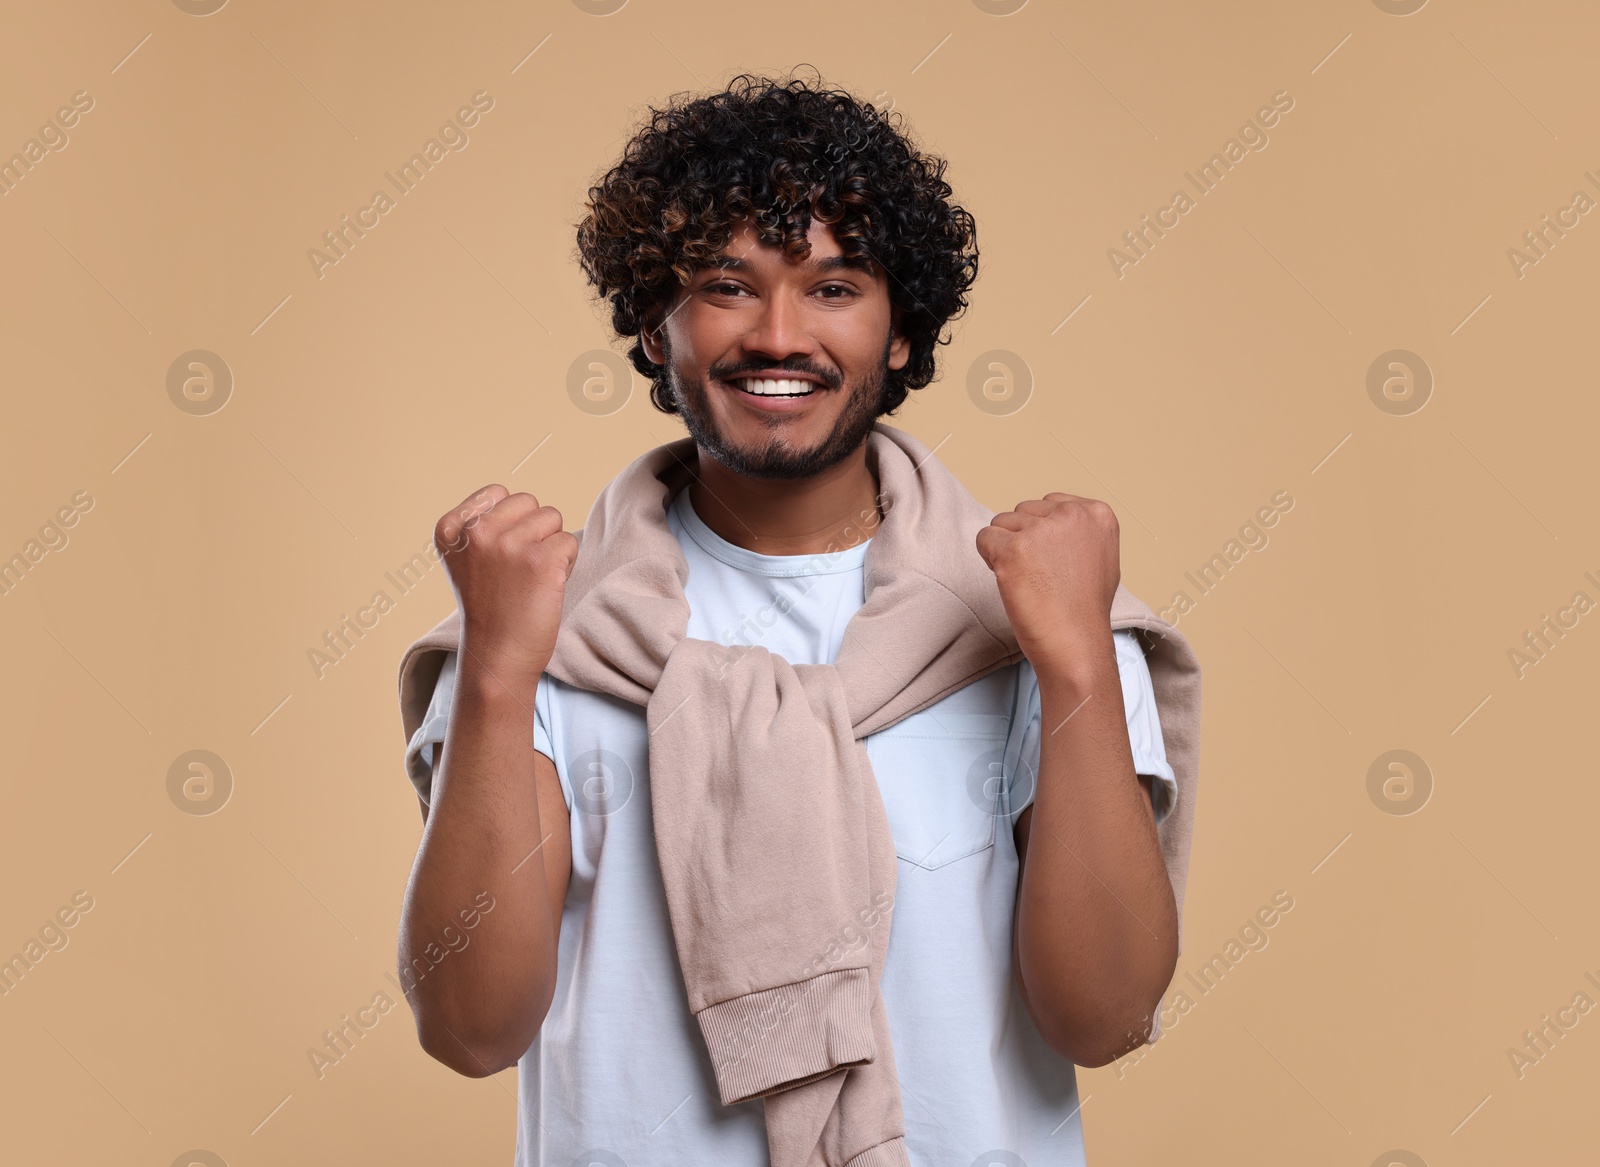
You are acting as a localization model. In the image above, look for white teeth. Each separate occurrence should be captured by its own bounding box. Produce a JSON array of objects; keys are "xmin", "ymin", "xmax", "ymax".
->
[{"xmin": 735, "ymin": 378, "xmax": 816, "ymax": 397}]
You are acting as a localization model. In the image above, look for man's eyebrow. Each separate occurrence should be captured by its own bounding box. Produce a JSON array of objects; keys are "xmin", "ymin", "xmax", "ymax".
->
[{"xmin": 704, "ymin": 254, "xmax": 878, "ymax": 276}]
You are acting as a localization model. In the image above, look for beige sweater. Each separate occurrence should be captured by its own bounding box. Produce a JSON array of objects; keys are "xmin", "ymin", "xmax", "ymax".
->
[{"xmin": 397, "ymin": 423, "xmax": 1201, "ymax": 1167}]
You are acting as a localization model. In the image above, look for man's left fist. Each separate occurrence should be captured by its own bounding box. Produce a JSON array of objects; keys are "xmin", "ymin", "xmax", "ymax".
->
[{"xmin": 975, "ymin": 492, "xmax": 1120, "ymax": 673}]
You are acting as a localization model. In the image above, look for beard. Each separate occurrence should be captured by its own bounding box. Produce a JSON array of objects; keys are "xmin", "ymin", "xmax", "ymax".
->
[{"xmin": 663, "ymin": 331, "xmax": 893, "ymax": 481}]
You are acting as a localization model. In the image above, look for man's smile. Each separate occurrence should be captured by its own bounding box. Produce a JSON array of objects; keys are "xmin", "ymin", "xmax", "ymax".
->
[
  {"xmin": 717, "ymin": 374, "xmax": 831, "ymax": 413},
  {"xmin": 732, "ymin": 376, "xmax": 820, "ymax": 397}
]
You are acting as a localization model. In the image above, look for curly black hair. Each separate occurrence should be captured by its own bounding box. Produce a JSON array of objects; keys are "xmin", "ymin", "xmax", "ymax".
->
[{"xmin": 573, "ymin": 67, "xmax": 979, "ymax": 416}]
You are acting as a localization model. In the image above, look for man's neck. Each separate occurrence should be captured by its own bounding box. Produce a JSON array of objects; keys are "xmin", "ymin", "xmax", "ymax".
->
[{"xmin": 686, "ymin": 444, "xmax": 882, "ymax": 557}]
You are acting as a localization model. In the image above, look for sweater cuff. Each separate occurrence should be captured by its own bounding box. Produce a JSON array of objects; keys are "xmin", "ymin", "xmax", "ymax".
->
[{"xmin": 697, "ymin": 966, "xmax": 877, "ymax": 1105}]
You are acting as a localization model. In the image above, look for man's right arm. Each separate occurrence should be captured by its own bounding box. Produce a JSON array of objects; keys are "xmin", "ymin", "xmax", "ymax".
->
[{"xmin": 396, "ymin": 485, "xmax": 578, "ymax": 1077}]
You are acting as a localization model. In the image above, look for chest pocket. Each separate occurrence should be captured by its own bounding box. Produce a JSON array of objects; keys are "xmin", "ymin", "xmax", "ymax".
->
[{"xmin": 864, "ymin": 673, "xmax": 1018, "ymax": 871}]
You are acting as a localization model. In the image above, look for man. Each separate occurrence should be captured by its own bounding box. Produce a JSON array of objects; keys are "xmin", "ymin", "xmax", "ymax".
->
[{"xmin": 396, "ymin": 71, "xmax": 1197, "ymax": 1165}]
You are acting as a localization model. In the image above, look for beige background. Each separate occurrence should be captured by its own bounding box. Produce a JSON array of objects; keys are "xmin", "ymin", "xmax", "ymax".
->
[{"xmin": 2, "ymin": 0, "xmax": 1596, "ymax": 1163}]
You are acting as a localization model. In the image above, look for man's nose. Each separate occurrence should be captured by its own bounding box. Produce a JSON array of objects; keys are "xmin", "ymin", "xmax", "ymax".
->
[{"xmin": 741, "ymin": 287, "xmax": 814, "ymax": 360}]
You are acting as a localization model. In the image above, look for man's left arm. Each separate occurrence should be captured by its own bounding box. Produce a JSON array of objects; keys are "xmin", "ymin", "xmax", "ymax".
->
[{"xmin": 977, "ymin": 493, "xmax": 1178, "ymax": 1068}]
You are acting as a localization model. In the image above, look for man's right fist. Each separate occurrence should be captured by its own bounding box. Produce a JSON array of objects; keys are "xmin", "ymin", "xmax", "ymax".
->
[{"xmin": 434, "ymin": 485, "xmax": 579, "ymax": 687}]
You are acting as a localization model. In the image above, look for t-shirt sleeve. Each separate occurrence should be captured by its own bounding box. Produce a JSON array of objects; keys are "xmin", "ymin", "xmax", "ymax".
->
[
  {"xmin": 1008, "ymin": 629, "xmax": 1177, "ymax": 827},
  {"xmin": 403, "ymin": 651, "xmax": 558, "ymax": 807}
]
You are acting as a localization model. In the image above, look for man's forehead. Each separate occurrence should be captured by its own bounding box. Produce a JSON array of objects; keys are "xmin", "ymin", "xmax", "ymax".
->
[
  {"xmin": 703, "ymin": 250, "xmax": 878, "ymax": 277},
  {"xmin": 703, "ymin": 214, "xmax": 879, "ymax": 274}
]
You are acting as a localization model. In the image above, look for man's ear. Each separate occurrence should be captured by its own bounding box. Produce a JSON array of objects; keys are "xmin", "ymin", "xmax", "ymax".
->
[
  {"xmin": 639, "ymin": 319, "xmax": 665, "ymax": 365},
  {"xmin": 888, "ymin": 305, "xmax": 911, "ymax": 372}
]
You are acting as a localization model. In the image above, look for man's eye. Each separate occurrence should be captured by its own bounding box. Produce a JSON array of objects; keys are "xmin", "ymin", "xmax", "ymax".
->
[{"xmin": 704, "ymin": 282, "xmax": 855, "ymax": 298}]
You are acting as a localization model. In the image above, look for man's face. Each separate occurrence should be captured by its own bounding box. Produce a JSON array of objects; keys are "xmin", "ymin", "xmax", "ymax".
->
[{"xmin": 640, "ymin": 215, "xmax": 912, "ymax": 480}]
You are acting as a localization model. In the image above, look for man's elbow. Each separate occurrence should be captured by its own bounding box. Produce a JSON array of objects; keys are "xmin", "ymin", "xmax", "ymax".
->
[
  {"xmin": 416, "ymin": 1022, "xmax": 521, "ymax": 1077},
  {"xmin": 1041, "ymin": 1018, "xmax": 1143, "ymax": 1068},
  {"xmin": 1035, "ymin": 986, "xmax": 1169, "ymax": 1068},
  {"xmin": 412, "ymin": 1006, "xmax": 542, "ymax": 1078}
]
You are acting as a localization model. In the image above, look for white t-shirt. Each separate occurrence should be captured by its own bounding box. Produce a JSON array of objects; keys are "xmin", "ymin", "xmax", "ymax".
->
[{"xmin": 407, "ymin": 484, "xmax": 1176, "ymax": 1166}]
